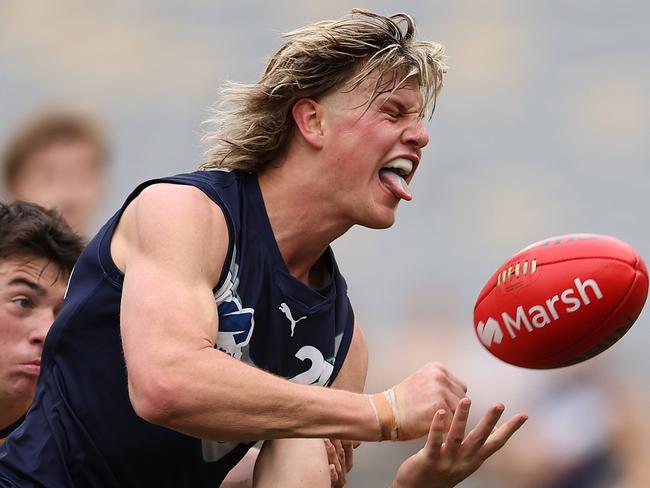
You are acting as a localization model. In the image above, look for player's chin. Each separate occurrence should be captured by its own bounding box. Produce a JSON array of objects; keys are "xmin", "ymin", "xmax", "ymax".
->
[
  {"xmin": 360, "ymin": 207, "xmax": 398, "ymax": 229},
  {"xmin": 11, "ymin": 377, "xmax": 38, "ymax": 399}
]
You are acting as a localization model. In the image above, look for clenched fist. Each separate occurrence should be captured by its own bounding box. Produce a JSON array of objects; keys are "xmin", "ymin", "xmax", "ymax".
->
[{"xmin": 393, "ymin": 362, "xmax": 468, "ymax": 440}]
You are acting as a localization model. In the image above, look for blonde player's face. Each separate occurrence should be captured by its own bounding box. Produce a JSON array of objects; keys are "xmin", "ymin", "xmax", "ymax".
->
[
  {"xmin": 10, "ymin": 140, "xmax": 104, "ymax": 235},
  {"xmin": 0, "ymin": 257, "xmax": 66, "ymax": 404},
  {"xmin": 318, "ymin": 76, "xmax": 429, "ymax": 229}
]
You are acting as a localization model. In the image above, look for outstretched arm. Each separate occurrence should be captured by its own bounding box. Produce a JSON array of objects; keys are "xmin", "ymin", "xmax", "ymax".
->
[
  {"xmin": 116, "ymin": 184, "xmax": 468, "ymax": 443},
  {"xmin": 117, "ymin": 184, "xmax": 378, "ymax": 442}
]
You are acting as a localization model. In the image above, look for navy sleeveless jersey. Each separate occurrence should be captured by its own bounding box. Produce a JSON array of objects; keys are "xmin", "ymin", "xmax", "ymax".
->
[{"xmin": 0, "ymin": 170, "xmax": 354, "ymax": 487}]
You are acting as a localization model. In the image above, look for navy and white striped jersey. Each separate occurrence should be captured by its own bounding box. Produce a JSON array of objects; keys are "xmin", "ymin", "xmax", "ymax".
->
[{"xmin": 0, "ymin": 170, "xmax": 355, "ymax": 487}]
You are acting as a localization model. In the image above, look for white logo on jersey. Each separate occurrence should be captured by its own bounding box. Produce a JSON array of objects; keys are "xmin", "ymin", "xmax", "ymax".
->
[{"xmin": 279, "ymin": 302, "xmax": 307, "ymax": 337}]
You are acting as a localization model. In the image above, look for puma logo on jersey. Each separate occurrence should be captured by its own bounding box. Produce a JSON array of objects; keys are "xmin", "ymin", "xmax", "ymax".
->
[{"xmin": 279, "ymin": 302, "xmax": 307, "ymax": 337}]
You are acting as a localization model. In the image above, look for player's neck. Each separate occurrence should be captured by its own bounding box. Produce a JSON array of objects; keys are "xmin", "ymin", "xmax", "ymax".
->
[{"xmin": 258, "ymin": 164, "xmax": 350, "ymax": 287}]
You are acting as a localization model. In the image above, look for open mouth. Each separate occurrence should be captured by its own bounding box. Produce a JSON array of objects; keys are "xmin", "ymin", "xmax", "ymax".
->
[{"xmin": 379, "ymin": 158, "xmax": 414, "ymax": 201}]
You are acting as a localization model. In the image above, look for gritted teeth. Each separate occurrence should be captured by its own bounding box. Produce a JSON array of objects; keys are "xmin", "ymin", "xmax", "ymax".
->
[{"xmin": 381, "ymin": 158, "xmax": 414, "ymax": 177}]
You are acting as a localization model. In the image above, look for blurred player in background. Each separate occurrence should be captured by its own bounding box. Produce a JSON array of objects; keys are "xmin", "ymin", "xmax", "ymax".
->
[
  {"xmin": 0, "ymin": 10, "xmax": 526, "ymax": 487},
  {"xmin": 1, "ymin": 109, "xmax": 108, "ymax": 236},
  {"xmin": 482, "ymin": 359, "xmax": 650, "ymax": 488},
  {"xmin": 0, "ymin": 201, "xmax": 83, "ymax": 443}
]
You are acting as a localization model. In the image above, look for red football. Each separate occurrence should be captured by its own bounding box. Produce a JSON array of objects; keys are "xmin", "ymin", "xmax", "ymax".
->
[{"xmin": 474, "ymin": 234, "xmax": 649, "ymax": 369}]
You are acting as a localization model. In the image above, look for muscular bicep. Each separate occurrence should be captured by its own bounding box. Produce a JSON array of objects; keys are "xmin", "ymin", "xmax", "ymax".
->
[
  {"xmin": 331, "ymin": 322, "xmax": 368, "ymax": 393},
  {"xmin": 115, "ymin": 184, "xmax": 229, "ymax": 417}
]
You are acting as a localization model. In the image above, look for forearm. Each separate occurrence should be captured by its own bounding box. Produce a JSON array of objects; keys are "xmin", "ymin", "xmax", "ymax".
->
[
  {"xmin": 135, "ymin": 347, "xmax": 379, "ymax": 442},
  {"xmin": 252, "ymin": 439, "xmax": 332, "ymax": 487}
]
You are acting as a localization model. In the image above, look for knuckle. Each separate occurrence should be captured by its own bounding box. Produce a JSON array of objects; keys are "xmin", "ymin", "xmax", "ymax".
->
[
  {"xmin": 434, "ymin": 373, "xmax": 451, "ymax": 387},
  {"xmin": 439, "ymin": 365, "xmax": 450, "ymax": 376},
  {"xmin": 433, "ymin": 370, "xmax": 446, "ymax": 382},
  {"xmin": 429, "ymin": 361, "xmax": 445, "ymax": 372}
]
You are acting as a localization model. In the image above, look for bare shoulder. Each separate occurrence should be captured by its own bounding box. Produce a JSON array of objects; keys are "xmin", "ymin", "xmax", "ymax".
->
[
  {"xmin": 130, "ymin": 182, "xmax": 226, "ymax": 234},
  {"xmin": 112, "ymin": 183, "xmax": 228, "ymax": 283},
  {"xmin": 331, "ymin": 322, "xmax": 368, "ymax": 393}
]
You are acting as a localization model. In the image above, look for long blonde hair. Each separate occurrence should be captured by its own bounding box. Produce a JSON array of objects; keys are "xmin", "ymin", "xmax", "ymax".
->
[{"xmin": 201, "ymin": 9, "xmax": 447, "ymax": 172}]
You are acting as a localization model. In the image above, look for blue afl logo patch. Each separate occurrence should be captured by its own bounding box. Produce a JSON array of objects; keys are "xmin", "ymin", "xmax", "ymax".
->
[{"xmin": 215, "ymin": 299, "xmax": 255, "ymax": 360}]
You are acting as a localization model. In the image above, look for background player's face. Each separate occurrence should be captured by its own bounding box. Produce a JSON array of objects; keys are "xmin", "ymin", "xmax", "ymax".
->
[
  {"xmin": 0, "ymin": 256, "xmax": 66, "ymax": 403},
  {"xmin": 9, "ymin": 140, "xmax": 104, "ymax": 235},
  {"xmin": 319, "ymin": 75, "xmax": 429, "ymax": 229}
]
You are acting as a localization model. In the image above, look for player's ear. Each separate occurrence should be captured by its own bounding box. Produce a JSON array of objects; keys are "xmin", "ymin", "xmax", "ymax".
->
[{"xmin": 292, "ymin": 98, "xmax": 324, "ymax": 149}]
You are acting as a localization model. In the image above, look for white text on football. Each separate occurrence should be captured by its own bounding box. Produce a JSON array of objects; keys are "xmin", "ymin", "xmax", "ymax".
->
[{"xmin": 501, "ymin": 277, "xmax": 603, "ymax": 338}]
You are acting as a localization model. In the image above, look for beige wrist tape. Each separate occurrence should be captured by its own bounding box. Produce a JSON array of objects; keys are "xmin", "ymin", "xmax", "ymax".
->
[{"xmin": 368, "ymin": 387, "xmax": 399, "ymax": 441}]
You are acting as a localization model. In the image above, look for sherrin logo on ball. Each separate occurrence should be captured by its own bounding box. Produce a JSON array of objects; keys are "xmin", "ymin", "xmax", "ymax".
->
[{"xmin": 473, "ymin": 234, "xmax": 649, "ymax": 369}]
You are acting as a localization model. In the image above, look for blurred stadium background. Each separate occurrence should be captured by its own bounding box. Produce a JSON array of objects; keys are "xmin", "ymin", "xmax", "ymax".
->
[{"xmin": 2, "ymin": 1, "xmax": 650, "ymax": 486}]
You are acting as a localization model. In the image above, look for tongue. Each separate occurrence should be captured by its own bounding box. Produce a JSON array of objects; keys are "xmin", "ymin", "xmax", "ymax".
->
[{"xmin": 379, "ymin": 170, "xmax": 412, "ymax": 201}]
